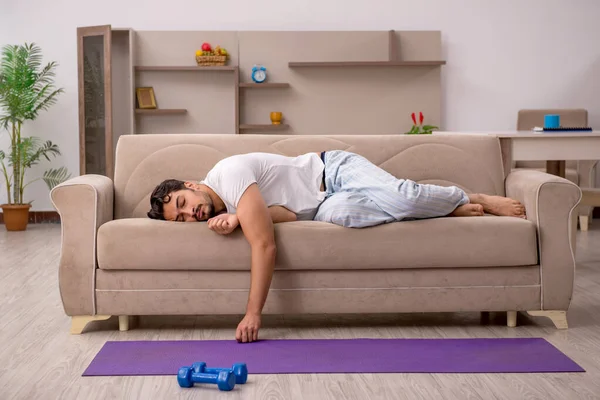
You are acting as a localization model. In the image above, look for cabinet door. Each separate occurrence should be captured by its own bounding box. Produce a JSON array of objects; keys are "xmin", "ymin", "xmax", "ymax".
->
[{"xmin": 77, "ymin": 25, "xmax": 113, "ymax": 178}]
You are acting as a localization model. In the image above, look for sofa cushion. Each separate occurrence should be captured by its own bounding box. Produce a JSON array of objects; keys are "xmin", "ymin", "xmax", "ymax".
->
[
  {"xmin": 112, "ymin": 134, "xmax": 506, "ymax": 219},
  {"xmin": 97, "ymin": 217, "xmax": 538, "ymax": 271}
]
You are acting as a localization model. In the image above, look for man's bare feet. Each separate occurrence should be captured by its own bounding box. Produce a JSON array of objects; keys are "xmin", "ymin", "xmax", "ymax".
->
[
  {"xmin": 469, "ymin": 194, "xmax": 526, "ymax": 218},
  {"xmin": 450, "ymin": 204, "xmax": 484, "ymax": 217}
]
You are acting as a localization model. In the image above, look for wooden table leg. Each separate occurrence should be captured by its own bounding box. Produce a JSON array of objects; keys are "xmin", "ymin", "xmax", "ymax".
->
[{"xmin": 546, "ymin": 160, "xmax": 566, "ymax": 178}]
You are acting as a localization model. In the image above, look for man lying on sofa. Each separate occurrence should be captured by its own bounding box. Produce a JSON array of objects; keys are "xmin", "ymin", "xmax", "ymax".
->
[{"xmin": 147, "ymin": 150, "xmax": 526, "ymax": 343}]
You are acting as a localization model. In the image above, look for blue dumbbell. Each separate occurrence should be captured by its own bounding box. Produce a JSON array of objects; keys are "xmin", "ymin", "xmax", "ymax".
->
[
  {"xmin": 177, "ymin": 366, "xmax": 236, "ymax": 391},
  {"xmin": 192, "ymin": 362, "xmax": 248, "ymax": 384}
]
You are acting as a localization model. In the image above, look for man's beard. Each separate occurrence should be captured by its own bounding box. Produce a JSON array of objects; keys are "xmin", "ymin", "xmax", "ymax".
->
[
  {"xmin": 195, "ymin": 203, "xmax": 215, "ymax": 221},
  {"xmin": 205, "ymin": 204, "xmax": 215, "ymax": 219}
]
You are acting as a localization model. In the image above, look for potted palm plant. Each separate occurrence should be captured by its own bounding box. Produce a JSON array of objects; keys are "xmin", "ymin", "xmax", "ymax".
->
[{"xmin": 0, "ymin": 43, "xmax": 70, "ymax": 231}]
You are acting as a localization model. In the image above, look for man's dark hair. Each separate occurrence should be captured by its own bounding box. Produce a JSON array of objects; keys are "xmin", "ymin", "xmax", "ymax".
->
[{"xmin": 148, "ymin": 179, "xmax": 187, "ymax": 220}]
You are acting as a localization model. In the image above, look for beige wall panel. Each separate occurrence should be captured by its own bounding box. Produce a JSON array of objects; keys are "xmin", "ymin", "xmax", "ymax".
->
[
  {"xmin": 240, "ymin": 68, "xmax": 441, "ymax": 135},
  {"xmin": 265, "ymin": 31, "xmax": 389, "ymax": 63},
  {"xmin": 239, "ymin": 31, "xmax": 441, "ymax": 135},
  {"xmin": 394, "ymin": 31, "xmax": 442, "ymax": 61},
  {"xmin": 134, "ymin": 70, "xmax": 235, "ymax": 134},
  {"xmin": 127, "ymin": 30, "xmax": 441, "ymax": 135},
  {"xmin": 133, "ymin": 31, "xmax": 238, "ymax": 134},
  {"xmin": 135, "ymin": 31, "xmax": 239, "ymax": 67}
]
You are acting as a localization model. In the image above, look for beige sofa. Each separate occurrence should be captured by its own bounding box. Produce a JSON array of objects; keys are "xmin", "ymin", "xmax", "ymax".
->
[{"xmin": 50, "ymin": 133, "xmax": 581, "ymax": 334}]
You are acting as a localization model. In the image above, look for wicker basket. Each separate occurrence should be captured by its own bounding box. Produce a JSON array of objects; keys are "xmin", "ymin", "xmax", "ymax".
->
[{"xmin": 195, "ymin": 55, "xmax": 227, "ymax": 66}]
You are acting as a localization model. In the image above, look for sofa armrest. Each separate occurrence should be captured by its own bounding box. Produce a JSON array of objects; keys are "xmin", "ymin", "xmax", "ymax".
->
[
  {"xmin": 577, "ymin": 160, "xmax": 598, "ymax": 218},
  {"xmin": 50, "ymin": 175, "xmax": 114, "ymax": 316},
  {"xmin": 505, "ymin": 169, "xmax": 581, "ymax": 310}
]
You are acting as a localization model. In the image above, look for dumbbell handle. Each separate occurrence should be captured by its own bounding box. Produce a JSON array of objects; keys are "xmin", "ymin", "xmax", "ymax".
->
[
  {"xmin": 204, "ymin": 367, "xmax": 229, "ymax": 375},
  {"xmin": 191, "ymin": 370, "xmax": 236, "ymax": 391},
  {"xmin": 190, "ymin": 371, "xmax": 221, "ymax": 384}
]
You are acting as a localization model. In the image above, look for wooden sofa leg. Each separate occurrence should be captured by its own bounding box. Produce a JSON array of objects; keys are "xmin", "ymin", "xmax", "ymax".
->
[
  {"xmin": 507, "ymin": 311, "xmax": 517, "ymax": 327},
  {"xmin": 119, "ymin": 316, "xmax": 130, "ymax": 332},
  {"xmin": 579, "ymin": 215, "xmax": 589, "ymax": 232},
  {"xmin": 71, "ymin": 315, "xmax": 112, "ymax": 335},
  {"xmin": 527, "ymin": 311, "xmax": 568, "ymax": 329}
]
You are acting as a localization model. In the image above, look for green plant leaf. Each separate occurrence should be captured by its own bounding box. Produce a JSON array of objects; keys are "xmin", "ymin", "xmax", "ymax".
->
[
  {"xmin": 0, "ymin": 42, "xmax": 64, "ymax": 204},
  {"xmin": 406, "ymin": 125, "xmax": 420, "ymax": 135},
  {"xmin": 0, "ymin": 43, "xmax": 63, "ymax": 126},
  {"xmin": 42, "ymin": 167, "xmax": 70, "ymax": 190},
  {"xmin": 422, "ymin": 125, "xmax": 439, "ymax": 131}
]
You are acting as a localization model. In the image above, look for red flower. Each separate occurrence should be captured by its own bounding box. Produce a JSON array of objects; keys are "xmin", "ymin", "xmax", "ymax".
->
[
  {"xmin": 419, "ymin": 112, "xmax": 424, "ymax": 125},
  {"xmin": 411, "ymin": 113, "xmax": 416, "ymax": 125}
]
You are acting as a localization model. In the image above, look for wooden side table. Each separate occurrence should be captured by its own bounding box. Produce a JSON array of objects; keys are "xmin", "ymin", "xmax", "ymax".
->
[{"xmin": 494, "ymin": 131, "xmax": 600, "ymax": 180}]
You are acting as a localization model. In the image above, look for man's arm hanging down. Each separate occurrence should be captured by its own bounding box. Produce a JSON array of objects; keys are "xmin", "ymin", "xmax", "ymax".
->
[{"xmin": 234, "ymin": 183, "xmax": 277, "ymax": 343}]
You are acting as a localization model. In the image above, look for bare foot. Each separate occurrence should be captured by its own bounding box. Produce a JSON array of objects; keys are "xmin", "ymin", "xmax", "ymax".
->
[
  {"xmin": 450, "ymin": 204, "xmax": 484, "ymax": 217},
  {"xmin": 469, "ymin": 194, "xmax": 526, "ymax": 218}
]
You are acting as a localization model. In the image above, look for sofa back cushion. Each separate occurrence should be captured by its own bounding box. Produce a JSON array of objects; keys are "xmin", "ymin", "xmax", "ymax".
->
[{"xmin": 114, "ymin": 134, "xmax": 505, "ymax": 219}]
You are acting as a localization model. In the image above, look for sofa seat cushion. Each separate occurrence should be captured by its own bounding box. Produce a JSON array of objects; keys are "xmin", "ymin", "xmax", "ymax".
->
[{"xmin": 97, "ymin": 217, "xmax": 538, "ymax": 271}]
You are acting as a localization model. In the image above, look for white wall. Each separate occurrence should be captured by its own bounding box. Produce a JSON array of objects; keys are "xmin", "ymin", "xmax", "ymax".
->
[{"xmin": 1, "ymin": 0, "xmax": 599, "ymax": 211}]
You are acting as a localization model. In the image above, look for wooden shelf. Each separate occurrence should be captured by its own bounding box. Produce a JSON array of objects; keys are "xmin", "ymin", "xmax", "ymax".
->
[
  {"xmin": 135, "ymin": 66, "xmax": 237, "ymax": 71},
  {"xmin": 239, "ymin": 83, "xmax": 290, "ymax": 88},
  {"xmin": 239, "ymin": 124, "xmax": 289, "ymax": 131},
  {"xmin": 135, "ymin": 109, "xmax": 187, "ymax": 115},
  {"xmin": 288, "ymin": 61, "xmax": 446, "ymax": 68}
]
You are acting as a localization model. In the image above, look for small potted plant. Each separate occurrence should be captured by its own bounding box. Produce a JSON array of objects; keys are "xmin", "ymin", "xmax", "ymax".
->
[
  {"xmin": 404, "ymin": 112, "xmax": 439, "ymax": 135},
  {"xmin": 0, "ymin": 43, "xmax": 70, "ymax": 231}
]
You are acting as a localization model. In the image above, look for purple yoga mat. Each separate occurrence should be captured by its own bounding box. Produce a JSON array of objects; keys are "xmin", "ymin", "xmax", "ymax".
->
[{"xmin": 83, "ymin": 338, "xmax": 584, "ymax": 376}]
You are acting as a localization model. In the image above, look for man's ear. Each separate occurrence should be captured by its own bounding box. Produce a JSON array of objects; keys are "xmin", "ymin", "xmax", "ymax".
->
[{"xmin": 184, "ymin": 181, "xmax": 201, "ymax": 190}]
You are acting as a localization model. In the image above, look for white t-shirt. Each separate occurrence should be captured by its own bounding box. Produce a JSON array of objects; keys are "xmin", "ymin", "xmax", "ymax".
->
[{"xmin": 201, "ymin": 152, "xmax": 327, "ymax": 220}]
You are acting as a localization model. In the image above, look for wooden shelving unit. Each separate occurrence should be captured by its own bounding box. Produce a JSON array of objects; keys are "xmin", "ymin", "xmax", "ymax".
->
[
  {"xmin": 135, "ymin": 65, "xmax": 238, "ymax": 132},
  {"xmin": 288, "ymin": 61, "xmax": 446, "ymax": 68},
  {"xmin": 135, "ymin": 109, "xmax": 187, "ymax": 115},
  {"xmin": 239, "ymin": 83, "xmax": 290, "ymax": 88},
  {"xmin": 238, "ymin": 83, "xmax": 290, "ymax": 132},
  {"xmin": 80, "ymin": 27, "xmax": 444, "ymax": 143},
  {"xmin": 239, "ymin": 124, "xmax": 289, "ymax": 131},
  {"xmin": 287, "ymin": 31, "xmax": 446, "ymax": 69},
  {"xmin": 135, "ymin": 66, "xmax": 238, "ymax": 72}
]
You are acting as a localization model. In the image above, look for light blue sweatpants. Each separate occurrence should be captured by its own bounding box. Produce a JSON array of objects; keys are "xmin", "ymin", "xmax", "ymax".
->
[{"xmin": 313, "ymin": 150, "xmax": 470, "ymax": 228}]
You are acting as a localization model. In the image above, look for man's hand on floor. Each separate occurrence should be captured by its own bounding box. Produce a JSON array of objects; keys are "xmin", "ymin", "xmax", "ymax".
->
[
  {"xmin": 236, "ymin": 312, "xmax": 261, "ymax": 343},
  {"xmin": 207, "ymin": 213, "xmax": 239, "ymax": 235}
]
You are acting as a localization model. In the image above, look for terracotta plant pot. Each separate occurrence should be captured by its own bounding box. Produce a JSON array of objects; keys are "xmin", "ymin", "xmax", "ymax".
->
[{"xmin": 1, "ymin": 204, "xmax": 31, "ymax": 231}]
